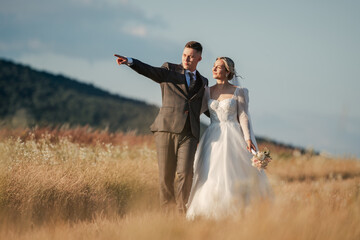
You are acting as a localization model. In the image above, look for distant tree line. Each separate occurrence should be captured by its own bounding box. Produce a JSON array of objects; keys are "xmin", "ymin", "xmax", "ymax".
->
[{"xmin": 0, "ymin": 59, "xmax": 159, "ymax": 133}]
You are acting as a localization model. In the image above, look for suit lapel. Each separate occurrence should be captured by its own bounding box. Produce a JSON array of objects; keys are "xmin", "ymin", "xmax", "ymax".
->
[
  {"xmin": 173, "ymin": 65, "xmax": 206, "ymax": 100},
  {"xmin": 189, "ymin": 72, "xmax": 206, "ymax": 101},
  {"xmin": 161, "ymin": 64, "xmax": 187, "ymax": 99}
]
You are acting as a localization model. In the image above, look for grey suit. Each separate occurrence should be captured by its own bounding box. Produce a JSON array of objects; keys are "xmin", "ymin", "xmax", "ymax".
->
[{"xmin": 129, "ymin": 59, "xmax": 208, "ymax": 212}]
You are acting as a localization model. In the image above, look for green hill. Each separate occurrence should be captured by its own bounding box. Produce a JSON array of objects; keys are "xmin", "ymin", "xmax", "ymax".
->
[{"xmin": 0, "ymin": 58, "xmax": 159, "ymax": 133}]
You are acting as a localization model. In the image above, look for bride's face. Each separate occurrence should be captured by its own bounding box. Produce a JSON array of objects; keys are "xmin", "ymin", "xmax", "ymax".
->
[{"xmin": 212, "ymin": 60, "xmax": 228, "ymax": 80}]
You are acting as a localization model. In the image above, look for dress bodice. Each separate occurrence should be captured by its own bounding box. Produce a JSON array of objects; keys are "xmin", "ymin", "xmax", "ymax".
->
[
  {"xmin": 209, "ymin": 97, "xmax": 238, "ymax": 124},
  {"xmin": 201, "ymin": 87, "xmax": 251, "ymax": 141}
]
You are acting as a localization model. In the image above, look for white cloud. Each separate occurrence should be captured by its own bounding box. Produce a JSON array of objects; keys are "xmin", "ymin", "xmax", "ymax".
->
[
  {"xmin": 122, "ymin": 24, "xmax": 148, "ymax": 37},
  {"xmin": 0, "ymin": 0, "xmax": 167, "ymax": 59},
  {"xmin": 27, "ymin": 39, "xmax": 46, "ymax": 50}
]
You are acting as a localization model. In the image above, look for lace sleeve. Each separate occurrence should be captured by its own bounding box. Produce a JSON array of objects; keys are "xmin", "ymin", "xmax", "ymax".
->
[
  {"xmin": 200, "ymin": 86, "xmax": 210, "ymax": 114},
  {"xmin": 236, "ymin": 88, "xmax": 251, "ymax": 141}
]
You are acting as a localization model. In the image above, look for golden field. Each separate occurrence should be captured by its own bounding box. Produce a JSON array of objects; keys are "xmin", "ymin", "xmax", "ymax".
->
[{"xmin": 0, "ymin": 127, "xmax": 359, "ymax": 240}]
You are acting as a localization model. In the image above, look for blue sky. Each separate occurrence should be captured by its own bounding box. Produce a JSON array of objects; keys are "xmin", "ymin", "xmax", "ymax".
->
[{"xmin": 1, "ymin": 0, "xmax": 359, "ymax": 157}]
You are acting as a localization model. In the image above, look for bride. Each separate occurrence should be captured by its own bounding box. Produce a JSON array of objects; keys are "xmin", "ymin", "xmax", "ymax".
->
[{"xmin": 186, "ymin": 57, "xmax": 272, "ymax": 220}]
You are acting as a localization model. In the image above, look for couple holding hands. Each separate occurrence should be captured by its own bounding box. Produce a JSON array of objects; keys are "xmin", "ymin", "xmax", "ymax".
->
[{"xmin": 115, "ymin": 41, "xmax": 271, "ymax": 220}]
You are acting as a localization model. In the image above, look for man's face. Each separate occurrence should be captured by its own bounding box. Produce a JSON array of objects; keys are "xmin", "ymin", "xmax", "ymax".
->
[{"xmin": 182, "ymin": 47, "xmax": 202, "ymax": 72}]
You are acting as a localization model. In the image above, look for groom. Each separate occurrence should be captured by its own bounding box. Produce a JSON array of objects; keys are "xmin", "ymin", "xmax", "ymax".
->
[{"xmin": 115, "ymin": 41, "xmax": 208, "ymax": 213}]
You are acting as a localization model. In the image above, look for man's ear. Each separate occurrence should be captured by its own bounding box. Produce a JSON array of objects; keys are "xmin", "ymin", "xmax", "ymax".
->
[{"xmin": 199, "ymin": 56, "xmax": 202, "ymax": 62}]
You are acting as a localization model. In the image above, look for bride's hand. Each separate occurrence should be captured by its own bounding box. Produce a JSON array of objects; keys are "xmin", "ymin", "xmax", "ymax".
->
[{"xmin": 246, "ymin": 139, "xmax": 256, "ymax": 153}]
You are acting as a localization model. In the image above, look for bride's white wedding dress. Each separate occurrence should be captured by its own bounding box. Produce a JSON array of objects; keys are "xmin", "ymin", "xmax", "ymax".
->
[{"xmin": 186, "ymin": 87, "xmax": 272, "ymax": 220}]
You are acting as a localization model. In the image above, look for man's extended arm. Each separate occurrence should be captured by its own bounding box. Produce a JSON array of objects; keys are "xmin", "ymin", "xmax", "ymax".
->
[{"xmin": 115, "ymin": 54, "xmax": 169, "ymax": 84}]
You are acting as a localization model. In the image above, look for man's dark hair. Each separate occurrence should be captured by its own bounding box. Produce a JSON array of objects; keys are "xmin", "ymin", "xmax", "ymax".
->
[{"xmin": 185, "ymin": 41, "xmax": 203, "ymax": 53}]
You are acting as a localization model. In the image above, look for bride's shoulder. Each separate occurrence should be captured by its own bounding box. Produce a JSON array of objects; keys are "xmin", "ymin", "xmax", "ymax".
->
[
  {"xmin": 241, "ymin": 87, "xmax": 249, "ymax": 95},
  {"xmin": 234, "ymin": 87, "xmax": 250, "ymax": 102},
  {"xmin": 233, "ymin": 86, "xmax": 248, "ymax": 95}
]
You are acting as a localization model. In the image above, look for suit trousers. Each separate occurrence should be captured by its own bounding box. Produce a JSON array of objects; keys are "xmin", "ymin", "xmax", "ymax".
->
[{"xmin": 154, "ymin": 127, "xmax": 198, "ymax": 213}]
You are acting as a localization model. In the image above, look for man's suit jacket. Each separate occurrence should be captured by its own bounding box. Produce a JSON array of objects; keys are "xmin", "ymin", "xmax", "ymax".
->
[{"xmin": 130, "ymin": 59, "xmax": 208, "ymax": 140}]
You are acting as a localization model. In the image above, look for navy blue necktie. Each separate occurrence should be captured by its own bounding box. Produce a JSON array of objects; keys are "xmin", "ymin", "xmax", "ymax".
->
[{"xmin": 188, "ymin": 72, "xmax": 196, "ymax": 91}]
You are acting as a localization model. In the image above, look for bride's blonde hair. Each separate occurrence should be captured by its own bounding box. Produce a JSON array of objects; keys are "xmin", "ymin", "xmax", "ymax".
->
[{"xmin": 217, "ymin": 57, "xmax": 235, "ymax": 80}]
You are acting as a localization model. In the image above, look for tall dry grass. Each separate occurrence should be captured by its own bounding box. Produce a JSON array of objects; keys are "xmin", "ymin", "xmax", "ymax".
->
[
  {"xmin": 0, "ymin": 128, "xmax": 359, "ymax": 240},
  {"xmin": 0, "ymin": 128, "xmax": 159, "ymax": 224}
]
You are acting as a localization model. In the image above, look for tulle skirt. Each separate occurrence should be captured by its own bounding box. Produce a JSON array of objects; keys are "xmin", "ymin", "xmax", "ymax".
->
[{"xmin": 186, "ymin": 121, "xmax": 272, "ymax": 220}]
